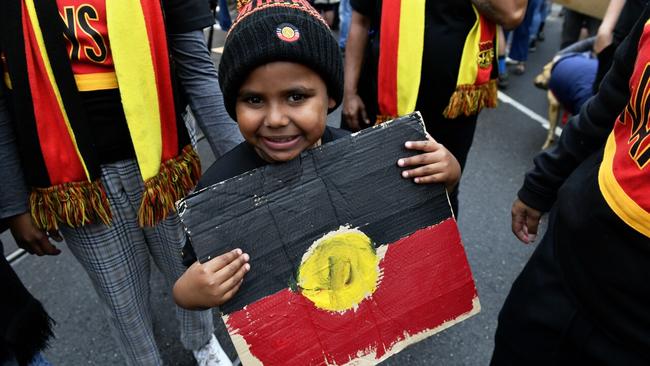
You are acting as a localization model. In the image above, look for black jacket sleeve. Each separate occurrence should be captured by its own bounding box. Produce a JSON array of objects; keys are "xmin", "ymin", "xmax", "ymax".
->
[
  {"xmin": 162, "ymin": 0, "xmax": 214, "ymax": 34},
  {"xmin": 517, "ymin": 6, "xmax": 649, "ymax": 211}
]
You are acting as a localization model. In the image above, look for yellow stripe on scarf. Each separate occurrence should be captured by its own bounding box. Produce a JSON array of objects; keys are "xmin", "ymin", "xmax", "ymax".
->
[
  {"xmin": 106, "ymin": 1, "xmax": 163, "ymax": 181},
  {"xmin": 24, "ymin": 0, "xmax": 90, "ymax": 180},
  {"xmin": 598, "ymin": 133, "xmax": 650, "ymax": 238},
  {"xmin": 396, "ymin": 0, "xmax": 425, "ymax": 116},
  {"xmin": 456, "ymin": 6, "xmax": 481, "ymax": 86}
]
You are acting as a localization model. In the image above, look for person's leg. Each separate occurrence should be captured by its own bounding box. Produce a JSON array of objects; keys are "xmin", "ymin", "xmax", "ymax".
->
[
  {"xmin": 114, "ymin": 160, "xmax": 216, "ymax": 353},
  {"xmin": 423, "ymin": 114, "xmax": 478, "ymax": 216},
  {"xmin": 60, "ymin": 161, "xmax": 161, "ymax": 366},
  {"xmin": 528, "ymin": 0, "xmax": 545, "ymax": 50},
  {"xmin": 491, "ymin": 209, "xmax": 579, "ymax": 365},
  {"xmin": 560, "ymin": 9, "xmax": 585, "ymax": 48},
  {"xmin": 144, "ymin": 215, "xmax": 214, "ymax": 351},
  {"xmin": 508, "ymin": 0, "xmax": 539, "ymax": 72},
  {"xmin": 217, "ymin": 0, "xmax": 232, "ymax": 32}
]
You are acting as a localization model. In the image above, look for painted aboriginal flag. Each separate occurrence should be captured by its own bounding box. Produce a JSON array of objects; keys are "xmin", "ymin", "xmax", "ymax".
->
[{"xmin": 178, "ymin": 113, "xmax": 480, "ymax": 365}]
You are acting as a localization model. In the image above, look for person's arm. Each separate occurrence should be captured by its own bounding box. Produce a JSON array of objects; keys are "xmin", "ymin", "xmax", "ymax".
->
[
  {"xmin": 169, "ymin": 30, "xmax": 243, "ymax": 158},
  {"xmin": 0, "ymin": 82, "xmax": 61, "ymax": 255},
  {"xmin": 342, "ymin": 10, "xmax": 371, "ymax": 131},
  {"xmin": 511, "ymin": 10, "xmax": 645, "ymax": 243},
  {"xmin": 471, "ymin": 0, "xmax": 527, "ymax": 29},
  {"xmin": 594, "ymin": 0, "xmax": 627, "ymax": 54}
]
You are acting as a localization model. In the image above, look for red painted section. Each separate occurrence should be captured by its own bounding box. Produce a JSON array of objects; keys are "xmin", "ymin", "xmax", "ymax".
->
[
  {"xmin": 140, "ymin": 0, "xmax": 178, "ymax": 161},
  {"xmin": 226, "ymin": 218, "xmax": 478, "ymax": 365},
  {"xmin": 23, "ymin": 3, "xmax": 87, "ymax": 184},
  {"xmin": 377, "ymin": 0, "xmax": 401, "ymax": 117}
]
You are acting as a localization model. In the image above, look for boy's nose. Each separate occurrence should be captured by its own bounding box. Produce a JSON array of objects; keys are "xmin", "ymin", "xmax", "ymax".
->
[{"xmin": 264, "ymin": 103, "xmax": 290, "ymax": 128}]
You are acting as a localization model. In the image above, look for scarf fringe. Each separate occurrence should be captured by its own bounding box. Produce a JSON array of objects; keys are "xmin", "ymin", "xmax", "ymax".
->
[
  {"xmin": 30, "ymin": 180, "xmax": 112, "ymax": 231},
  {"xmin": 442, "ymin": 80, "xmax": 498, "ymax": 119},
  {"xmin": 29, "ymin": 146, "xmax": 200, "ymax": 230},
  {"xmin": 375, "ymin": 115, "xmax": 396, "ymax": 125},
  {"xmin": 137, "ymin": 145, "xmax": 201, "ymax": 227}
]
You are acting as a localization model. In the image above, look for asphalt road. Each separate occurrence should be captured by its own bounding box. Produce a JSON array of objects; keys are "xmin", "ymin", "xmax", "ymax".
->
[{"xmin": 4, "ymin": 8, "xmax": 566, "ymax": 366}]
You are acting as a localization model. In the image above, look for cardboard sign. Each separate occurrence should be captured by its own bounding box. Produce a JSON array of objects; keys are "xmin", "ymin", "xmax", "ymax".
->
[
  {"xmin": 553, "ymin": 0, "xmax": 609, "ymax": 19},
  {"xmin": 178, "ymin": 113, "xmax": 480, "ymax": 366}
]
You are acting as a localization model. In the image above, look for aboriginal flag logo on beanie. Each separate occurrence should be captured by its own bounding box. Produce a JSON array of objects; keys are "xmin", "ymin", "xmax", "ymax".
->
[{"xmin": 276, "ymin": 23, "xmax": 300, "ymax": 42}]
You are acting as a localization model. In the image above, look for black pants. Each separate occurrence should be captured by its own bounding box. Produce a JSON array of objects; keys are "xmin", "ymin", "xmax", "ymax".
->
[{"xmin": 491, "ymin": 207, "xmax": 648, "ymax": 366}]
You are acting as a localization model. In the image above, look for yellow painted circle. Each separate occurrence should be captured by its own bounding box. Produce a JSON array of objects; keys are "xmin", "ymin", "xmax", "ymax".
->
[
  {"xmin": 281, "ymin": 26, "xmax": 295, "ymax": 39},
  {"xmin": 297, "ymin": 229, "xmax": 379, "ymax": 312}
]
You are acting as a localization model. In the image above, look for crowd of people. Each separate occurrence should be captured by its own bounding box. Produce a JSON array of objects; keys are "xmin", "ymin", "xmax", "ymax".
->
[{"xmin": 1, "ymin": 0, "xmax": 649, "ymax": 365}]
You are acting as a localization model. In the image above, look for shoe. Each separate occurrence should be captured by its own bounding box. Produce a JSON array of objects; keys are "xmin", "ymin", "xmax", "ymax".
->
[
  {"xmin": 537, "ymin": 31, "xmax": 545, "ymax": 42},
  {"xmin": 498, "ymin": 73, "xmax": 509, "ymax": 89},
  {"xmin": 511, "ymin": 62, "xmax": 525, "ymax": 75},
  {"xmin": 529, "ymin": 40, "xmax": 537, "ymax": 52},
  {"xmin": 505, "ymin": 56, "xmax": 518, "ymax": 66},
  {"xmin": 193, "ymin": 334, "xmax": 233, "ymax": 366}
]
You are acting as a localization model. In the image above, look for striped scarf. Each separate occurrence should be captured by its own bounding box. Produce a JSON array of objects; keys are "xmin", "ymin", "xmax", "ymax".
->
[
  {"xmin": 376, "ymin": 1, "xmax": 498, "ymax": 123},
  {"xmin": 2, "ymin": 0, "xmax": 200, "ymax": 230}
]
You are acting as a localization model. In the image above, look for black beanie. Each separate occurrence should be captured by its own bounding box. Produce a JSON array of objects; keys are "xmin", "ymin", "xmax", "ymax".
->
[{"xmin": 218, "ymin": 0, "xmax": 343, "ymax": 120}]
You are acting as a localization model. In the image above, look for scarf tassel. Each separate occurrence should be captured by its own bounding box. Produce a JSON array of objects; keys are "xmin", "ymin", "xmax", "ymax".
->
[
  {"xmin": 137, "ymin": 146, "xmax": 201, "ymax": 227},
  {"xmin": 443, "ymin": 80, "xmax": 498, "ymax": 119},
  {"xmin": 30, "ymin": 180, "xmax": 112, "ymax": 231}
]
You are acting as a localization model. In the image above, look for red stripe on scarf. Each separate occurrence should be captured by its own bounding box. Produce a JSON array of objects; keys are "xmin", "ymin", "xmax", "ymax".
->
[
  {"xmin": 377, "ymin": 0, "xmax": 401, "ymax": 117},
  {"xmin": 22, "ymin": 3, "xmax": 86, "ymax": 185},
  {"xmin": 476, "ymin": 15, "xmax": 495, "ymax": 85},
  {"xmin": 140, "ymin": 0, "xmax": 178, "ymax": 162}
]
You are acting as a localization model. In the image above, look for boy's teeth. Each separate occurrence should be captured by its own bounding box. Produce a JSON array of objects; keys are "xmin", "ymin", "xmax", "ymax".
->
[{"xmin": 268, "ymin": 136, "xmax": 294, "ymax": 142}]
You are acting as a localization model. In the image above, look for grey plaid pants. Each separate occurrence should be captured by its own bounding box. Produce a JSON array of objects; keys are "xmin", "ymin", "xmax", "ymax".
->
[{"xmin": 59, "ymin": 159, "xmax": 214, "ymax": 366}]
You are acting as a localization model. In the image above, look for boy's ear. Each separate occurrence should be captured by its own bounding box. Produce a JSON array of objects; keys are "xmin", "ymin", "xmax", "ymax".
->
[{"xmin": 328, "ymin": 97, "xmax": 336, "ymax": 109}]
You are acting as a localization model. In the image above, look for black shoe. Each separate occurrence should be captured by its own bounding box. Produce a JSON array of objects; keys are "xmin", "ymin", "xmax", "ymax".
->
[
  {"xmin": 529, "ymin": 40, "xmax": 537, "ymax": 52},
  {"xmin": 498, "ymin": 73, "xmax": 509, "ymax": 89}
]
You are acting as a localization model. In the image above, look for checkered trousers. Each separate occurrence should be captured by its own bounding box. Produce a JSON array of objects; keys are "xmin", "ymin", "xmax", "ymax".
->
[{"xmin": 59, "ymin": 159, "xmax": 214, "ymax": 366}]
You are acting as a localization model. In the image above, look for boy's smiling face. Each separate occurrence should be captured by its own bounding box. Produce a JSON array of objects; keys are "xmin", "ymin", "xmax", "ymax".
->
[{"xmin": 236, "ymin": 61, "xmax": 336, "ymax": 163}]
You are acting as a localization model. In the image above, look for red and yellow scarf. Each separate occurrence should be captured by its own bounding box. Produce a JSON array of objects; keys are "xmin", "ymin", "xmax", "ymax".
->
[
  {"xmin": 598, "ymin": 19, "xmax": 650, "ymax": 238},
  {"xmin": 376, "ymin": 1, "xmax": 497, "ymax": 123},
  {"xmin": 8, "ymin": 0, "xmax": 200, "ymax": 230}
]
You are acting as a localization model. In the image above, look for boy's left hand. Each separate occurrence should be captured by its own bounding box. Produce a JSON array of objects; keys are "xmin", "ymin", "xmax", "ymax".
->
[{"xmin": 397, "ymin": 135, "xmax": 461, "ymax": 190}]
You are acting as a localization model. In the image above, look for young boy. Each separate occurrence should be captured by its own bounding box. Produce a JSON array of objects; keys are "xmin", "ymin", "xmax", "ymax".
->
[{"xmin": 173, "ymin": 0, "xmax": 462, "ymax": 310}]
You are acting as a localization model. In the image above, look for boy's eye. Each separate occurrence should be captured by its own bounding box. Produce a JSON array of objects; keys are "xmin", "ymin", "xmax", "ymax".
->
[
  {"xmin": 245, "ymin": 96, "xmax": 263, "ymax": 104},
  {"xmin": 288, "ymin": 93, "xmax": 306, "ymax": 103}
]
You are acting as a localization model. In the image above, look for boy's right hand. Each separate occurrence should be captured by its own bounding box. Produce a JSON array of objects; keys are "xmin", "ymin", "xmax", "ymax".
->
[{"xmin": 173, "ymin": 248, "xmax": 250, "ymax": 310}]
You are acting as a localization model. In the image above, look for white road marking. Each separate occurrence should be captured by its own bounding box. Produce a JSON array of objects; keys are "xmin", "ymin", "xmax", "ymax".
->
[
  {"xmin": 211, "ymin": 46, "xmax": 224, "ymax": 54},
  {"xmin": 497, "ymin": 91, "xmax": 563, "ymax": 136},
  {"xmin": 6, "ymin": 248, "xmax": 27, "ymax": 265}
]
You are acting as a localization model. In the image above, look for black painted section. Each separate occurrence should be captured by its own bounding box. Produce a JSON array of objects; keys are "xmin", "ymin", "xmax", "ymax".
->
[{"xmin": 178, "ymin": 113, "xmax": 453, "ymax": 314}]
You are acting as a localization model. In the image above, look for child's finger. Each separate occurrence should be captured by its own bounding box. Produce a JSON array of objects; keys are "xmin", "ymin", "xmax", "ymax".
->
[
  {"xmin": 214, "ymin": 253, "xmax": 249, "ymax": 279},
  {"xmin": 204, "ymin": 248, "xmax": 244, "ymax": 272},
  {"xmin": 401, "ymin": 161, "xmax": 445, "ymax": 178},
  {"xmin": 404, "ymin": 139, "xmax": 441, "ymax": 152},
  {"xmin": 220, "ymin": 262, "xmax": 250, "ymax": 293},
  {"xmin": 398, "ymin": 150, "xmax": 443, "ymax": 168},
  {"xmin": 411, "ymin": 174, "xmax": 446, "ymax": 184},
  {"xmin": 220, "ymin": 280, "xmax": 244, "ymax": 304}
]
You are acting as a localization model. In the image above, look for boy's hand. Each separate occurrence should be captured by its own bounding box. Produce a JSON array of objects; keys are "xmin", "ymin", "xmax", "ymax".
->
[
  {"xmin": 8, "ymin": 212, "xmax": 62, "ymax": 256},
  {"xmin": 511, "ymin": 198, "xmax": 542, "ymax": 244},
  {"xmin": 397, "ymin": 136, "xmax": 461, "ymax": 190},
  {"xmin": 173, "ymin": 248, "xmax": 250, "ymax": 310}
]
